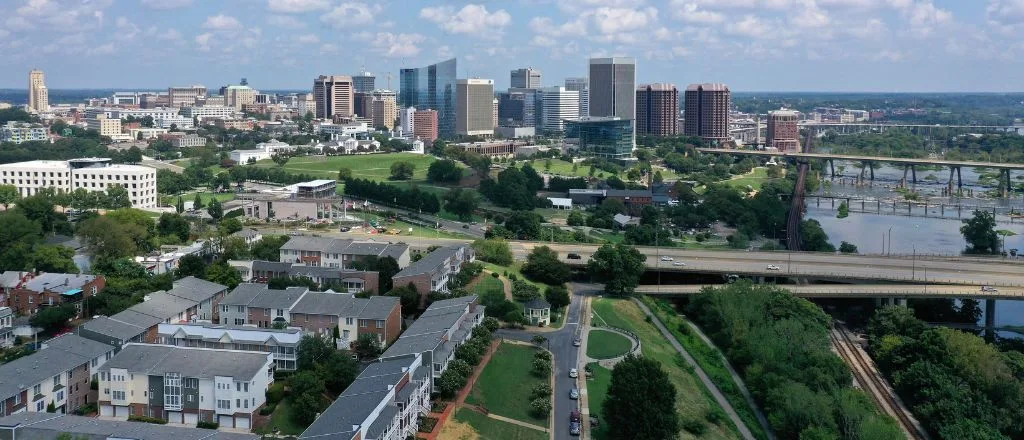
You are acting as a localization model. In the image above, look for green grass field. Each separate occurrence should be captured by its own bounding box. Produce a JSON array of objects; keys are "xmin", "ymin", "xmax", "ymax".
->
[
  {"xmin": 585, "ymin": 329, "xmax": 633, "ymax": 360},
  {"xmin": 723, "ymin": 167, "xmax": 776, "ymax": 191},
  {"xmin": 527, "ymin": 158, "xmax": 681, "ymax": 181},
  {"xmin": 590, "ymin": 298, "xmax": 739, "ymax": 440},
  {"xmin": 452, "ymin": 407, "xmax": 548, "ymax": 440},
  {"xmin": 586, "ymin": 362, "xmax": 613, "ymax": 440},
  {"xmin": 258, "ymin": 398, "xmax": 305, "ymax": 435},
  {"xmin": 254, "ymin": 153, "xmax": 447, "ymax": 182},
  {"xmin": 473, "ymin": 276, "xmax": 505, "ymax": 297},
  {"xmin": 465, "ymin": 343, "xmax": 550, "ymax": 425}
]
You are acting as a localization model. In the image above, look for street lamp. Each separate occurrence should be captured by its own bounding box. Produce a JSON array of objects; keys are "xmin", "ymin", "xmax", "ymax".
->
[{"xmin": 887, "ymin": 227, "xmax": 893, "ymax": 256}]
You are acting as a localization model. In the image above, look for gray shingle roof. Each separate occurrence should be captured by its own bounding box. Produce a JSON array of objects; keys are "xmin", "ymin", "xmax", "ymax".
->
[
  {"xmin": 280, "ymin": 237, "xmax": 409, "ymax": 261},
  {"xmin": 22, "ymin": 273, "xmax": 97, "ymax": 292},
  {"xmin": 359, "ymin": 296, "xmax": 398, "ymax": 320},
  {"xmin": 525, "ymin": 298, "xmax": 551, "ymax": 310},
  {"xmin": 130, "ymin": 291, "xmax": 197, "ymax": 319},
  {"xmin": 381, "ymin": 295, "xmax": 477, "ymax": 359},
  {"xmin": 393, "ymin": 245, "xmax": 464, "ymax": 279},
  {"xmin": 219, "ymin": 283, "xmax": 267, "ymax": 306},
  {"xmin": 289, "ymin": 292, "xmax": 355, "ymax": 315},
  {"xmin": 166, "ymin": 276, "xmax": 227, "ymax": 303},
  {"xmin": 0, "ymin": 413, "xmax": 258, "ymax": 440},
  {"xmin": 0, "ymin": 334, "xmax": 112, "ymax": 401},
  {"xmin": 231, "ymin": 228, "xmax": 261, "ymax": 240},
  {"xmin": 0, "ymin": 271, "xmax": 25, "ymax": 289},
  {"xmin": 79, "ymin": 315, "xmax": 152, "ymax": 342},
  {"xmin": 98, "ymin": 344, "xmax": 271, "ymax": 381}
]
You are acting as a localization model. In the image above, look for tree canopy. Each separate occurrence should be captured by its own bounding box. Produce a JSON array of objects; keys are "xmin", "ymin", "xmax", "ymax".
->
[
  {"xmin": 602, "ymin": 354, "xmax": 679, "ymax": 440},
  {"xmin": 961, "ymin": 210, "xmax": 1000, "ymax": 254},
  {"xmin": 588, "ymin": 244, "xmax": 646, "ymax": 296}
]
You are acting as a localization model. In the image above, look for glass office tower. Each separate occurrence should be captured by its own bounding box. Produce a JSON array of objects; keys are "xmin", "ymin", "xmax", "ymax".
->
[
  {"xmin": 399, "ymin": 58, "xmax": 457, "ymax": 138},
  {"xmin": 565, "ymin": 117, "xmax": 634, "ymax": 160}
]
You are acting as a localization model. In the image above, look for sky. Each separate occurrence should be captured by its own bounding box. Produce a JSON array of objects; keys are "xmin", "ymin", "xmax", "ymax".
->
[{"xmin": 1, "ymin": 0, "xmax": 1023, "ymax": 92}]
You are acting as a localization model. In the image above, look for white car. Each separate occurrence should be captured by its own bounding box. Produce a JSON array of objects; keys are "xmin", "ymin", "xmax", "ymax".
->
[
  {"xmin": 569, "ymin": 368, "xmax": 578, "ymax": 378},
  {"xmin": 981, "ymin": 286, "xmax": 998, "ymax": 292},
  {"xmin": 660, "ymin": 256, "xmax": 673, "ymax": 262},
  {"xmin": 673, "ymin": 261, "xmax": 686, "ymax": 267},
  {"xmin": 766, "ymin": 264, "xmax": 781, "ymax": 271}
]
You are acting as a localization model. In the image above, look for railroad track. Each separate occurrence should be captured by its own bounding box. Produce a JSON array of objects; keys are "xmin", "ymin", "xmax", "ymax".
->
[{"xmin": 829, "ymin": 324, "xmax": 930, "ymax": 440}]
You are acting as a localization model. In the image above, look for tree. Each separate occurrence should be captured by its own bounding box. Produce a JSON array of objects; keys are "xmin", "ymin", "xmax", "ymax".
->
[
  {"xmin": 30, "ymin": 304, "xmax": 77, "ymax": 332},
  {"xmin": 175, "ymin": 196, "xmax": 184, "ymax": 214},
  {"xmin": 545, "ymin": 284, "xmax": 570, "ymax": 310},
  {"xmin": 471, "ymin": 239, "xmax": 513, "ymax": 266},
  {"xmin": 801, "ymin": 219, "xmax": 836, "ymax": 252},
  {"xmin": 221, "ymin": 236, "xmax": 252, "ymax": 261},
  {"xmin": 252, "ymin": 235, "xmax": 289, "ymax": 261},
  {"xmin": 289, "ymin": 371, "xmax": 326, "ymax": 426},
  {"xmin": 16, "ymin": 193, "xmax": 62, "ymax": 233},
  {"xmin": 0, "ymin": 184, "xmax": 18, "ymax": 209},
  {"xmin": 961, "ymin": 210, "xmax": 1000, "ymax": 254},
  {"xmin": 521, "ymin": 246, "xmax": 571, "ymax": 285},
  {"xmin": 28, "ymin": 245, "xmax": 78, "ymax": 273},
  {"xmin": 588, "ymin": 244, "xmax": 646, "ymax": 296},
  {"xmin": 839, "ymin": 241, "xmax": 858, "ymax": 254},
  {"xmin": 192, "ymin": 193, "xmax": 204, "ymax": 210},
  {"xmin": 104, "ymin": 185, "xmax": 132, "ymax": 209},
  {"xmin": 512, "ymin": 279, "xmax": 540, "ymax": 301},
  {"xmin": 387, "ymin": 283, "xmax": 421, "ymax": 316},
  {"xmin": 297, "ymin": 335, "xmax": 336, "ymax": 372},
  {"xmin": 443, "ymin": 188, "xmax": 478, "ymax": 221},
  {"xmin": 567, "ymin": 210, "xmax": 586, "ymax": 226},
  {"xmin": 77, "ymin": 216, "xmax": 144, "ymax": 261},
  {"xmin": 271, "ymin": 154, "xmax": 290, "ymax": 167},
  {"xmin": 205, "ymin": 261, "xmax": 241, "ymax": 288},
  {"xmin": 176, "ymin": 255, "xmax": 207, "ymax": 279},
  {"xmin": 353, "ymin": 333, "xmax": 383, "ymax": 359},
  {"xmin": 318, "ymin": 350, "xmax": 359, "ymax": 394},
  {"xmin": 219, "ymin": 217, "xmax": 243, "ymax": 235},
  {"xmin": 157, "ymin": 213, "xmax": 191, "ymax": 243},
  {"xmin": 207, "ymin": 198, "xmax": 224, "ymax": 221},
  {"xmin": 427, "ymin": 159, "xmax": 463, "ymax": 183},
  {"xmin": 389, "ymin": 161, "xmax": 415, "ymax": 180},
  {"xmin": 603, "ymin": 354, "xmax": 679, "ymax": 440},
  {"xmin": 337, "ymin": 167, "xmax": 352, "ymax": 181},
  {"xmin": 504, "ymin": 211, "xmax": 543, "ymax": 240}
]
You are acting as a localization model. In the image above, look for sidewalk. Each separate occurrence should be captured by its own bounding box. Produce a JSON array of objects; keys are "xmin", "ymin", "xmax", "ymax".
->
[{"xmin": 419, "ymin": 339, "xmax": 501, "ymax": 440}]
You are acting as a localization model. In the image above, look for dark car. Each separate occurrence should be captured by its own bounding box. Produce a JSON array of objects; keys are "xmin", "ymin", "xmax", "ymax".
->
[
  {"xmin": 570, "ymin": 421, "xmax": 581, "ymax": 436},
  {"xmin": 567, "ymin": 253, "xmax": 582, "ymax": 259},
  {"xmin": 570, "ymin": 410, "xmax": 582, "ymax": 423}
]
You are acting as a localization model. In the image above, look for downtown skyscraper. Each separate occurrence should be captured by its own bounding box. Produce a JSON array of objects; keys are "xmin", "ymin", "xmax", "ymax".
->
[
  {"xmin": 313, "ymin": 75, "xmax": 354, "ymax": 119},
  {"xmin": 400, "ymin": 58, "xmax": 457, "ymax": 138},
  {"xmin": 588, "ymin": 58, "xmax": 635, "ymax": 120},
  {"xmin": 28, "ymin": 69, "xmax": 48, "ymax": 113}
]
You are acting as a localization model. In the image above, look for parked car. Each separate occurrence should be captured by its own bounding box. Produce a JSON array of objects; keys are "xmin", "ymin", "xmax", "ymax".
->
[
  {"xmin": 568, "ymin": 368, "xmax": 578, "ymax": 378},
  {"xmin": 567, "ymin": 253, "xmax": 582, "ymax": 260},
  {"xmin": 573, "ymin": 337, "xmax": 582, "ymax": 347},
  {"xmin": 766, "ymin": 264, "xmax": 781, "ymax": 271},
  {"xmin": 570, "ymin": 388, "xmax": 579, "ymax": 399},
  {"xmin": 570, "ymin": 421, "xmax": 581, "ymax": 436},
  {"xmin": 570, "ymin": 410, "xmax": 582, "ymax": 423}
]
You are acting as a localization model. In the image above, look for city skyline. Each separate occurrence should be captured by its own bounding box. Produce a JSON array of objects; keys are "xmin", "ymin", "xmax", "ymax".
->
[{"xmin": 0, "ymin": 1, "xmax": 1020, "ymax": 92}]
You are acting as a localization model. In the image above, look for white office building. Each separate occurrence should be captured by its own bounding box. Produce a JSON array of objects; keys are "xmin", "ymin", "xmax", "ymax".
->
[
  {"xmin": 0, "ymin": 158, "xmax": 158, "ymax": 208},
  {"xmin": 155, "ymin": 116, "xmax": 195, "ymax": 129},
  {"xmin": 86, "ymin": 115, "xmax": 122, "ymax": 138},
  {"xmin": 539, "ymin": 87, "xmax": 580, "ymax": 133},
  {"xmin": 400, "ymin": 107, "xmax": 416, "ymax": 135},
  {"xmin": 181, "ymin": 106, "xmax": 239, "ymax": 121}
]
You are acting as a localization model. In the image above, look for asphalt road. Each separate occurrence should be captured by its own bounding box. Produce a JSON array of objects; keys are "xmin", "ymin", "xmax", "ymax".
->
[
  {"xmin": 497, "ymin": 282, "xmax": 590, "ymax": 440},
  {"xmin": 640, "ymin": 283, "xmax": 1024, "ymax": 299}
]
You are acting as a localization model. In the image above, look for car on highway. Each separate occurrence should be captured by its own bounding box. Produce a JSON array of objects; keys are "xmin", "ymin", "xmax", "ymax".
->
[
  {"xmin": 567, "ymin": 253, "xmax": 582, "ymax": 259},
  {"xmin": 573, "ymin": 337, "xmax": 582, "ymax": 347},
  {"xmin": 673, "ymin": 261, "xmax": 686, "ymax": 266},
  {"xmin": 569, "ymin": 368, "xmax": 578, "ymax": 378},
  {"xmin": 981, "ymin": 285, "xmax": 998, "ymax": 292},
  {"xmin": 766, "ymin": 264, "xmax": 781, "ymax": 271},
  {"xmin": 570, "ymin": 421, "xmax": 581, "ymax": 436},
  {"xmin": 570, "ymin": 388, "xmax": 579, "ymax": 399},
  {"xmin": 660, "ymin": 256, "xmax": 673, "ymax": 261}
]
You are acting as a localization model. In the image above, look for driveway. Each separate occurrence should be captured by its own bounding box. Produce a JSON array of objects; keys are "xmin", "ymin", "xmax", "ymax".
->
[{"xmin": 497, "ymin": 282, "xmax": 594, "ymax": 440}]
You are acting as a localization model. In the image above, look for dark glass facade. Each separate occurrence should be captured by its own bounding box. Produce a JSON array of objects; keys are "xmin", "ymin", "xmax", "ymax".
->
[
  {"xmin": 399, "ymin": 58, "xmax": 456, "ymax": 138},
  {"xmin": 565, "ymin": 118, "xmax": 634, "ymax": 159}
]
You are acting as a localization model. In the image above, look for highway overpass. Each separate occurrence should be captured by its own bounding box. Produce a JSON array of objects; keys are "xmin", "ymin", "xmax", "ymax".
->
[
  {"xmin": 696, "ymin": 148, "xmax": 1024, "ymax": 171},
  {"xmin": 636, "ymin": 284, "xmax": 1024, "ymax": 300}
]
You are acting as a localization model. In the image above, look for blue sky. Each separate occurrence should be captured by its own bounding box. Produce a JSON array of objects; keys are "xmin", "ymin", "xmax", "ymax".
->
[{"xmin": 0, "ymin": 0, "xmax": 1022, "ymax": 92}]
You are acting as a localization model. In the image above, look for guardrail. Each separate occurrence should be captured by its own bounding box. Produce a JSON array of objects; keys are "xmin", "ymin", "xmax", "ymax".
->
[{"xmin": 639, "ymin": 286, "xmax": 1024, "ymax": 300}]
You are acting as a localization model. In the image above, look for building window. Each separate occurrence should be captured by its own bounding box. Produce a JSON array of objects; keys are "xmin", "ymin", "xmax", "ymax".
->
[
  {"xmin": 217, "ymin": 399, "xmax": 231, "ymax": 410},
  {"xmin": 346, "ymin": 317, "xmax": 353, "ymax": 325},
  {"xmin": 52, "ymin": 374, "xmax": 61, "ymax": 386},
  {"xmin": 112, "ymin": 391, "xmax": 125, "ymax": 401},
  {"xmin": 36, "ymin": 401, "xmax": 44, "ymax": 411},
  {"xmin": 359, "ymin": 320, "xmax": 367, "ymax": 328}
]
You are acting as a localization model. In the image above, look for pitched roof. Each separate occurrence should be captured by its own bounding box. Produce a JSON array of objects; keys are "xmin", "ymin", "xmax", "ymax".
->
[
  {"xmin": 99, "ymin": 344, "xmax": 271, "ymax": 381},
  {"xmin": 0, "ymin": 413, "xmax": 258, "ymax": 440},
  {"xmin": 231, "ymin": 228, "xmax": 261, "ymax": 240},
  {"xmin": 393, "ymin": 245, "xmax": 465, "ymax": 278},
  {"xmin": 220, "ymin": 284, "xmax": 308, "ymax": 310},
  {"xmin": 525, "ymin": 297, "xmax": 551, "ymax": 310},
  {"xmin": 22, "ymin": 273, "xmax": 97, "ymax": 292},
  {"xmin": 359, "ymin": 296, "xmax": 399, "ymax": 320},
  {"xmin": 158, "ymin": 323, "xmax": 302, "ymax": 345},
  {"xmin": 166, "ymin": 277, "xmax": 227, "ymax": 303},
  {"xmin": 0, "ymin": 334, "xmax": 112, "ymax": 400}
]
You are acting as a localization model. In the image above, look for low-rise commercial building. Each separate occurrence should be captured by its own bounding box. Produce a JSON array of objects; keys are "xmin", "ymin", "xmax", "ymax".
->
[
  {"xmin": 97, "ymin": 344, "xmax": 273, "ymax": 429},
  {"xmin": 157, "ymin": 323, "xmax": 302, "ymax": 371},
  {"xmin": 0, "ymin": 412, "xmax": 258, "ymax": 439},
  {"xmin": 171, "ymin": 134, "xmax": 207, "ymax": 148},
  {"xmin": 392, "ymin": 245, "xmax": 474, "ymax": 297},
  {"xmin": 0, "ymin": 158, "xmax": 158, "ymax": 207},
  {"xmin": 565, "ymin": 117, "xmax": 634, "ymax": 160},
  {"xmin": 279, "ymin": 237, "xmax": 410, "ymax": 269},
  {"xmin": 0, "ymin": 333, "xmax": 115, "ymax": 416},
  {"xmin": 86, "ymin": 114, "xmax": 122, "ymax": 138}
]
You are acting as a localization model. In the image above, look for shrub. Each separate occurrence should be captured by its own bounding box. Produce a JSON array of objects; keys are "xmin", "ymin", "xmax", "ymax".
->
[
  {"xmin": 266, "ymin": 382, "xmax": 286, "ymax": 405},
  {"xmin": 530, "ymin": 397, "xmax": 552, "ymax": 417},
  {"xmin": 259, "ymin": 404, "xmax": 276, "ymax": 415},
  {"xmin": 683, "ymin": 419, "xmax": 707, "ymax": 435},
  {"xmin": 534, "ymin": 350, "xmax": 552, "ymax": 361},
  {"xmin": 531, "ymin": 383, "xmax": 552, "ymax": 399},
  {"xmin": 531, "ymin": 358, "xmax": 551, "ymax": 377},
  {"xmin": 128, "ymin": 415, "xmax": 168, "ymax": 425},
  {"xmin": 491, "ymin": 272, "xmax": 499, "ymax": 278},
  {"xmin": 197, "ymin": 420, "xmax": 219, "ymax": 429},
  {"xmin": 482, "ymin": 317, "xmax": 501, "ymax": 332},
  {"xmin": 705, "ymin": 409, "xmax": 725, "ymax": 425}
]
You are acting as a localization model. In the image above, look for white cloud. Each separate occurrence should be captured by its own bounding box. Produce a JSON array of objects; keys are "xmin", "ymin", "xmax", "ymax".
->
[
  {"xmin": 88, "ymin": 42, "xmax": 115, "ymax": 55},
  {"xmin": 672, "ymin": 46, "xmax": 691, "ymax": 56},
  {"xmin": 727, "ymin": 15, "xmax": 770, "ymax": 38},
  {"xmin": 420, "ymin": 4, "xmax": 511, "ymax": 37},
  {"xmin": 874, "ymin": 49, "xmax": 906, "ymax": 62},
  {"xmin": 157, "ymin": 28, "xmax": 183, "ymax": 41},
  {"xmin": 793, "ymin": 1, "xmax": 831, "ymax": 28},
  {"xmin": 202, "ymin": 14, "xmax": 242, "ymax": 31},
  {"xmin": 591, "ymin": 6, "xmax": 658, "ymax": 34},
  {"xmin": 531, "ymin": 35, "xmax": 556, "ymax": 46},
  {"xmin": 671, "ymin": 2, "xmax": 725, "ymax": 24},
  {"xmin": 0, "ymin": 29, "xmax": 9, "ymax": 38},
  {"xmin": 296, "ymin": 34, "xmax": 319, "ymax": 43},
  {"xmin": 195, "ymin": 32, "xmax": 213, "ymax": 51},
  {"xmin": 904, "ymin": 0, "xmax": 952, "ymax": 37},
  {"xmin": 529, "ymin": 16, "xmax": 587, "ymax": 37},
  {"xmin": 14, "ymin": 0, "xmax": 111, "ymax": 31},
  {"xmin": 267, "ymin": 15, "xmax": 306, "ymax": 28},
  {"xmin": 140, "ymin": 0, "xmax": 193, "ymax": 9},
  {"xmin": 322, "ymin": 3, "xmax": 379, "ymax": 28},
  {"xmin": 846, "ymin": 18, "xmax": 886, "ymax": 38},
  {"xmin": 266, "ymin": 0, "xmax": 331, "ymax": 13},
  {"xmin": 319, "ymin": 43, "xmax": 339, "ymax": 54},
  {"xmin": 437, "ymin": 45, "xmax": 453, "ymax": 58},
  {"xmin": 988, "ymin": 0, "xmax": 1024, "ymax": 25},
  {"xmin": 370, "ymin": 32, "xmax": 425, "ymax": 57}
]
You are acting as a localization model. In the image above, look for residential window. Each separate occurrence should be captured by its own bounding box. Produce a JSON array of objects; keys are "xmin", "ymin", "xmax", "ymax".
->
[
  {"xmin": 52, "ymin": 374, "xmax": 61, "ymax": 386},
  {"xmin": 360, "ymin": 320, "xmax": 367, "ymax": 328},
  {"xmin": 33, "ymin": 384, "xmax": 40, "ymax": 396},
  {"xmin": 36, "ymin": 401, "xmax": 44, "ymax": 411},
  {"xmin": 345, "ymin": 317, "xmax": 353, "ymax": 325},
  {"xmin": 55, "ymin": 391, "xmax": 63, "ymax": 401},
  {"xmin": 112, "ymin": 391, "xmax": 125, "ymax": 401},
  {"xmin": 376, "ymin": 320, "xmax": 384, "ymax": 329}
]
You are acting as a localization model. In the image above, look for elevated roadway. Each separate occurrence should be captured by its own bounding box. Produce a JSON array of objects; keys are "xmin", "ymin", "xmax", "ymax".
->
[
  {"xmin": 636, "ymin": 284, "xmax": 1024, "ymax": 300},
  {"xmin": 697, "ymin": 148, "xmax": 1024, "ymax": 170}
]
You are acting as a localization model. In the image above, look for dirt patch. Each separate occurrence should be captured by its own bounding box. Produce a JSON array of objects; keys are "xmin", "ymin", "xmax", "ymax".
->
[{"xmin": 436, "ymin": 417, "xmax": 479, "ymax": 440}]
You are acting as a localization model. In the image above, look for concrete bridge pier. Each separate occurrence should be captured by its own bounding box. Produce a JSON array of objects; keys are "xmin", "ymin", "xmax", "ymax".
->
[
  {"xmin": 985, "ymin": 299, "xmax": 997, "ymax": 340},
  {"xmin": 956, "ymin": 167, "xmax": 963, "ymax": 196},
  {"xmin": 894, "ymin": 298, "xmax": 907, "ymax": 307},
  {"xmin": 947, "ymin": 166, "xmax": 955, "ymax": 195},
  {"xmin": 901, "ymin": 165, "xmax": 909, "ymax": 188},
  {"xmin": 829, "ymin": 159, "xmax": 836, "ymax": 178},
  {"xmin": 869, "ymin": 162, "xmax": 875, "ymax": 181},
  {"xmin": 911, "ymin": 165, "xmax": 917, "ymax": 185}
]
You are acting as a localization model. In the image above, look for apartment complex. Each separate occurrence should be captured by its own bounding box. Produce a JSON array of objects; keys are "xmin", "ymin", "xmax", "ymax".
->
[
  {"xmin": 0, "ymin": 121, "xmax": 47, "ymax": 144},
  {"xmin": 767, "ymin": 109, "xmax": 801, "ymax": 152},
  {"xmin": 98, "ymin": 344, "xmax": 273, "ymax": 429},
  {"xmin": 6, "ymin": 272, "xmax": 104, "ymax": 316},
  {"xmin": 168, "ymin": 85, "xmax": 207, "ymax": 108},
  {"xmin": 0, "ymin": 413, "xmax": 258, "ymax": 439},
  {"xmin": 224, "ymin": 85, "xmax": 257, "ymax": 111},
  {"xmin": 400, "ymin": 58, "xmax": 457, "ymax": 138},
  {"xmin": 538, "ymin": 86, "xmax": 580, "ymax": 133},
  {"xmin": 511, "ymin": 67, "xmax": 542, "ymax": 89},
  {"xmin": 86, "ymin": 114, "xmax": 122, "ymax": 138},
  {"xmin": 412, "ymin": 109, "xmax": 439, "ymax": 144},
  {"xmin": 218, "ymin": 285, "xmax": 401, "ymax": 346},
  {"xmin": 278, "ymin": 236, "xmax": 410, "ymax": 269},
  {"xmin": 636, "ymin": 83, "xmax": 679, "ymax": 137},
  {"xmin": 589, "ymin": 58, "xmax": 636, "ymax": 120},
  {"xmin": 314, "ymin": 75, "xmax": 354, "ymax": 119},
  {"xmin": 455, "ymin": 79, "xmax": 495, "ymax": 137},
  {"xmin": 392, "ymin": 245, "xmax": 475, "ymax": 297},
  {"xmin": 683, "ymin": 83, "xmax": 731, "ymax": 143},
  {"xmin": 0, "ymin": 334, "xmax": 115, "ymax": 417},
  {"xmin": 28, "ymin": 69, "xmax": 48, "ymax": 113},
  {"xmin": 0, "ymin": 158, "xmax": 158, "ymax": 207},
  {"xmin": 157, "ymin": 323, "xmax": 302, "ymax": 371},
  {"xmin": 182, "ymin": 105, "xmax": 239, "ymax": 121},
  {"xmin": 236, "ymin": 260, "xmax": 378, "ymax": 293}
]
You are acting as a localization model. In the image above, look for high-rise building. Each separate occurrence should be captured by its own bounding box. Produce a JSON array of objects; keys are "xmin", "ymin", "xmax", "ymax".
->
[
  {"xmin": 767, "ymin": 109, "xmax": 800, "ymax": 152},
  {"xmin": 354, "ymin": 92, "xmax": 372, "ymax": 118},
  {"xmin": 353, "ymin": 70, "xmax": 376, "ymax": 94},
  {"xmin": 86, "ymin": 114, "xmax": 122, "ymax": 138},
  {"xmin": 400, "ymin": 58, "xmax": 456, "ymax": 138},
  {"xmin": 510, "ymin": 67, "xmax": 542, "ymax": 89},
  {"xmin": 683, "ymin": 83, "xmax": 731, "ymax": 143},
  {"xmin": 167, "ymin": 85, "xmax": 207, "ymax": 108},
  {"xmin": 588, "ymin": 58, "xmax": 635, "ymax": 120},
  {"xmin": 296, "ymin": 93, "xmax": 316, "ymax": 117},
  {"xmin": 413, "ymin": 109, "xmax": 438, "ymax": 144},
  {"xmin": 455, "ymin": 79, "xmax": 494, "ymax": 137},
  {"xmin": 538, "ymin": 87, "xmax": 580, "ymax": 133},
  {"xmin": 400, "ymin": 107, "xmax": 416, "ymax": 135},
  {"xmin": 314, "ymin": 75, "xmax": 354, "ymax": 119},
  {"xmin": 493, "ymin": 98, "xmax": 499, "ymax": 129},
  {"xmin": 371, "ymin": 90, "xmax": 398, "ymax": 129},
  {"xmin": 224, "ymin": 85, "xmax": 257, "ymax": 111},
  {"xmin": 28, "ymin": 70, "xmax": 48, "ymax": 113},
  {"xmin": 565, "ymin": 77, "xmax": 589, "ymax": 117},
  {"xmin": 636, "ymin": 83, "xmax": 679, "ymax": 137},
  {"xmin": 499, "ymin": 89, "xmax": 538, "ymax": 128}
]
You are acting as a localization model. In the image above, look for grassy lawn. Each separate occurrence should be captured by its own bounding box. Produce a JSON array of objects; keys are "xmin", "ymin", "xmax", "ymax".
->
[
  {"xmin": 254, "ymin": 153, "xmax": 446, "ymax": 182},
  {"xmin": 258, "ymin": 398, "xmax": 305, "ymax": 435},
  {"xmin": 342, "ymin": 212, "xmax": 472, "ymax": 239},
  {"xmin": 642, "ymin": 297, "xmax": 768, "ymax": 440},
  {"xmin": 465, "ymin": 343, "xmax": 549, "ymax": 425},
  {"xmin": 529, "ymin": 158, "xmax": 681, "ymax": 180},
  {"xmin": 590, "ymin": 298, "xmax": 739, "ymax": 440},
  {"xmin": 586, "ymin": 329, "xmax": 633, "ymax": 360},
  {"xmin": 585, "ymin": 362, "xmax": 613, "ymax": 440},
  {"xmin": 160, "ymin": 191, "xmax": 236, "ymax": 206},
  {"xmin": 590, "ymin": 230, "xmax": 625, "ymax": 244},
  {"xmin": 723, "ymin": 167, "xmax": 776, "ymax": 191},
  {"xmin": 480, "ymin": 262, "xmax": 544, "ymax": 291},
  {"xmin": 473, "ymin": 275, "xmax": 505, "ymax": 297},
  {"xmin": 450, "ymin": 407, "xmax": 548, "ymax": 440}
]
